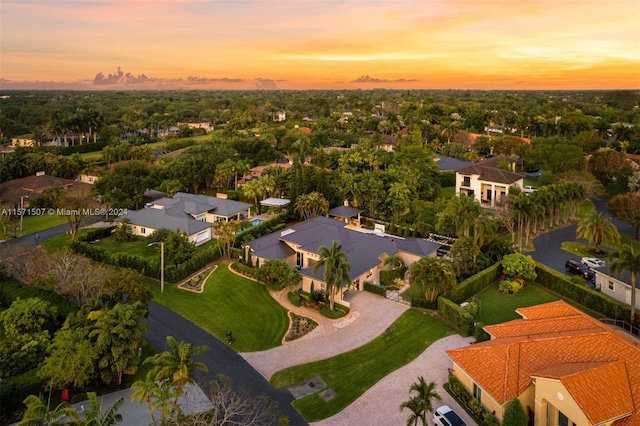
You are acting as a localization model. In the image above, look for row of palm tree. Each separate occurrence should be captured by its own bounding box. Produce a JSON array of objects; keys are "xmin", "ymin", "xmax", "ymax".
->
[{"xmin": 400, "ymin": 377, "xmax": 441, "ymax": 426}]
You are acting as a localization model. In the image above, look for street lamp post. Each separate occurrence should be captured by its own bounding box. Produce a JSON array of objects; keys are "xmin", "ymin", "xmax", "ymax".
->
[
  {"xmin": 20, "ymin": 195, "xmax": 28, "ymax": 234},
  {"xmin": 148, "ymin": 241, "xmax": 164, "ymax": 293}
]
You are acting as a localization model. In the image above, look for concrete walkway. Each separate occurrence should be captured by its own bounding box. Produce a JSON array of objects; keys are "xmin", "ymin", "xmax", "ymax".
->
[
  {"xmin": 312, "ymin": 335, "xmax": 477, "ymax": 426},
  {"xmin": 240, "ymin": 291, "xmax": 409, "ymax": 380}
]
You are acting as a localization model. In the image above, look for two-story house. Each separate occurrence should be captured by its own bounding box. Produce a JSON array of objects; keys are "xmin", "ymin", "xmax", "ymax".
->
[{"xmin": 455, "ymin": 158, "xmax": 524, "ymax": 207}]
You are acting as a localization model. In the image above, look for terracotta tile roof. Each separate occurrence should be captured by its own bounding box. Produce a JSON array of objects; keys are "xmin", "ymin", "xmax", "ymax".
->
[
  {"xmin": 534, "ymin": 360, "xmax": 634, "ymax": 425},
  {"xmin": 447, "ymin": 301, "xmax": 640, "ymax": 425}
]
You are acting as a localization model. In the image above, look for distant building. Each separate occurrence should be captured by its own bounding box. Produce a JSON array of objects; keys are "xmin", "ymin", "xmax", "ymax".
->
[
  {"xmin": 177, "ymin": 120, "xmax": 213, "ymax": 132},
  {"xmin": 275, "ymin": 111, "xmax": 286, "ymax": 122}
]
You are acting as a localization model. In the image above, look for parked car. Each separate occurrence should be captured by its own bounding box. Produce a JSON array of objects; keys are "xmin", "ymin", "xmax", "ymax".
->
[
  {"xmin": 581, "ymin": 257, "xmax": 605, "ymax": 269},
  {"xmin": 433, "ymin": 405, "xmax": 467, "ymax": 426},
  {"xmin": 523, "ymin": 185, "xmax": 537, "ymax": 193},
  {"xmin": 565, "ymin": 259, "xmax": 595, "ymax": 281}
]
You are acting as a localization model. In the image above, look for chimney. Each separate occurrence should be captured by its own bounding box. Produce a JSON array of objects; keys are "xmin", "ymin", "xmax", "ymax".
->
[{"xmin": 343, "ymin": 200, "xmax": 349, "ymax": 207}]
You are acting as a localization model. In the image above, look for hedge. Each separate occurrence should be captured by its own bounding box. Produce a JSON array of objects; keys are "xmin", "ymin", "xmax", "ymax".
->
[
  {"xmin": 474, "ymin": 322, "xmax": 491, "ymax": 343},
  {"xmin": 438, "ymin": 297, "xmax": 474, "ymax": 336},
  {"xmin": 411, "ymin": 298, "xmax": 438, "ymax": 309},
  {"xmin": 77, "ymin": 226, "xmax": 115, "ymax": 242},
  {"xmin": 236, "ymin": 213, "xmax": 289, "ymax": 247},
  {"xmin": 0, "ymin": 278, "xmax": 78, "ymax": 323},
  {"xmin": 364, "ymin": 282, "xmax": 386, "ymax": 297},
  {"xmin": 535, "ymin": 263, "xmax": 631, "ymax": 320},
  {"xmin": 446, "ymin": 263, "xmax": 502, "ymax": 304},
  {"xmin": 379, "ymin": 266, "xmax": 407, "ymax": 286},
  {"xmin": 0, "ymin": 368, "xmax": 44, "ymax": 414}
]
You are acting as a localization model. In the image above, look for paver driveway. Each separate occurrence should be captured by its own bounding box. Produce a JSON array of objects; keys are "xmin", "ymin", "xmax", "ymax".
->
[
  {"xmin": 240, "ymin": 291, "xmax": 409, "ymax": 380},
  {"xmin": 313, "ymin": 334, "xmax": 477, "ymax": 426}
]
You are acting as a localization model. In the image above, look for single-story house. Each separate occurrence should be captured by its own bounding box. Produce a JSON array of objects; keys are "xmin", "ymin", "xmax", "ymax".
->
[
  {"xmin": 593, "ymin": 266, "xmax": 640, "ymax": 311},
  {"xmin": 447, "ymin": 300, "xmax": 640, "ymax": 425},
  {"xmin": 455, "ymin": 157, "xmax": 524, "ymax": 207},
  {"xmin": 149, "ymin": 192, "xmax": 252, "ymax": 223},
  {"xmin": 119, "ymin": 192, "xmax": 252, "ymax": 245},
  {"xmin": 244, "ymin": 216, "xmax": 441, "ymax": 307},
  {"xmin": 0, "ymin": 173, "xmax": 92, "ymax": 206},
  {"xmin": 328, "ymin": 203, "xmax": 362, "ymax": 227}
]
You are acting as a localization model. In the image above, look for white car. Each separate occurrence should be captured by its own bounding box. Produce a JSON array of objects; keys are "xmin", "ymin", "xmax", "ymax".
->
[
  {"xmin": 581, "ymin": 257, "xmax": 605, "ymax": 268},
  {"xmin": 523, "ymin": 185, "xmax": 537, "ymax": 193},
  {"xmin": 433, "ymin": 405, "xmax": 467, "ymax": 426}
]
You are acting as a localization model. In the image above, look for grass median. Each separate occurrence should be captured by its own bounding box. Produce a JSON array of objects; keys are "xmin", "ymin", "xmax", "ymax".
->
[{"xmin": 269, "ymin": 309, "xmax": 455, "ymax": 422}]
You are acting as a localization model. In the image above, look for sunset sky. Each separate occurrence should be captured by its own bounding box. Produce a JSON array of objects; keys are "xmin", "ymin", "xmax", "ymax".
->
[{"xmin": 1, "ymin": 0, "xmax": 639, "ymax": 90}]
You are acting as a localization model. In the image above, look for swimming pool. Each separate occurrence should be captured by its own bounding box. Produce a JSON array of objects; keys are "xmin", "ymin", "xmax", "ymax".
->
[{"xmin": 251, "ymin": 219, "xmax": 264, "ymax": 226}]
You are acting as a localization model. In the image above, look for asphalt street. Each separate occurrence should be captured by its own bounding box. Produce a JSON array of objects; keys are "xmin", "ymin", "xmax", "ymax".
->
[{"xmin": 143, "ymin": 303, "xmax": 307, "ymax": 425}]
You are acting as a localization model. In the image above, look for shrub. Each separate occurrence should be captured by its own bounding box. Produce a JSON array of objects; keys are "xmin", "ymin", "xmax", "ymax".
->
[
  {"xmin": 446, "ymin": 263, "xmax": 502, "ymax": 304},
  {"xmin": 474, "ymin": 322, "xmax": 491, "ymax": 342},
  {"xmin": 77, "ymin": 226, "xmax": 115, "ymax": 242},
  {"xmin": 438, "ymin": 297, "xmax": 474, "ymax": 336},
  {"xmin": 364, "ymin": 282, "xmax": 386, "ymax": 296},
  {"xmin": 501, "ymin": 252, "xmax": 537, "ymax": 281},
  {"xmin": 288, "ymin": 291, "xmax": 302, "ymax": 307},
  {"xmin": 503, "ymin": 398, "xmax": 528, "ymax": 426},
  {"xmin": 570, "ymin": 275, "xmax": 586, "ymax": 285},
  {"xmin": 320, "ymin": 304, "xmax": 349, "ymax": 319},
  {"xmin": 0, "ymin": 278, "xmax": 77, "ymax": 323},
  {"xmin": 462, "ymin": 301, "xmax": 479, "ymax": 316},
  {"xmin": 411, "ymin": 298, "xmax": 438, "ymax": 309},
  {"xmin": 0, "ymin": 368, "xmax": 45, "ymax": 413},
  {"xmin": 499, "ymin": 278, "xmax": 524, "ymax": 294},
  {"xmin": 231, "ymin": 261, "xmax": 257, "ymax": 278},
  {"xmin": 379, "ymin": 266, "xmax": 407, "ymax": 286}
]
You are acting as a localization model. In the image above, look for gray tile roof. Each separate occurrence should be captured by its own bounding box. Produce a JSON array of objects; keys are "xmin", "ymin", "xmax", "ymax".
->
[
  {"xmin": 596, "ymin": 266, "xmax": 638, "ymax": 289},
  {"xmin": 155, "ymin": 192, "xmax": 252, "ymax": 217},
  {"xmin": 119, "ymin": 208, "xmax": 211, "ymax": 235},
  {"xmin": 457, "ymin": 163, "xmax": 525, "ymax": 185},
  {"xmin": 329, "ymin": 205, "xmax": 362, "ymax": 218},
  {"xmin": 434, "ymin": 154, "xmax": 473, "ymax": 171},
  {"xmin": 246, "ymin": 216, "xmax": 441, "ymax": 280}
]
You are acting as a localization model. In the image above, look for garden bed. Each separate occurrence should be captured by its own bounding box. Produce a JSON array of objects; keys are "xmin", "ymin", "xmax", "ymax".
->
[
  {"xmin": 285, "ymin": 313, "xmax": 318, "ymax": 342},
  {"xmin": 178, "ymin": 266, "xmax": 216, "ymax": 293}
]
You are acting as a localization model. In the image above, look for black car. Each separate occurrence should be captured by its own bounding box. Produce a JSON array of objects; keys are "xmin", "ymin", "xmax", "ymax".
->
[{"xmin": 565, "ymin": 259, "xmax": 595, "ymax": 281}]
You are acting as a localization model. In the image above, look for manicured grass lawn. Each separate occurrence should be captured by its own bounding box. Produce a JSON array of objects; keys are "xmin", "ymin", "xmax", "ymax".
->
[
  {"xmin": 144, "ymin": 264, "xmax": 289, "ymax": 352},
  {"xmin": 474, "ymin": 282, "xmax": 602, "ymax": 325},
  {"xmin": 440, "ymin": 186, "xmax": 456, "ymax": 199},
  {"xmin": 562, "ymin": 236, "xmax": 640, "ymax": 258},
  {"xmin": 11, "ymin": 213, "xmax": 68, "ymax": 238},
  {"xmin": 78, "ymin": 134, "xmax": 214, "ymax": 161},
  {"xmin": 42, "ymin": 228, "xmax": 93, "ymax": 251},
  {"xmin": 269, "ymin": 309, "xmax": 455, "ymax": 422},
  {"xmin": 97, "ymin": 236, "xmax": 158, "ymax": 259}
]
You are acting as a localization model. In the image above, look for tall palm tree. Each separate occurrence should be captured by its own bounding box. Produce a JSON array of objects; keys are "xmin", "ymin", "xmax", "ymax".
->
[
  {"xmin": 313, "ymin": 241, "xmax": 352, "ymax": 311},
  {"xmin": 147, "ymin": 336, "xmax": 210, "ymax": 396},
  {"xmin": 242, "ymin": 178, "xmax": 263, "ymax": 214},
  {"xmin": 81, "ymin": 392, "xmax": 123, "ymax": 426},
  {"xmin": 399, "ymin": 396, "xmax": 424, "ymax": 426},
  {"xmin": 608, "ymin": 245, "xmax": 640, "ymax": 322},
  {"xmin": 17, "ymin": 393, "xmax": 80, "ymax": 426},
  {"xmin": 576, "ymin": 212, "xmax": 620, "ymax": 254},
  {"xmin": 401, "ymin": 377, "xmax": 441, "ymax": 426},
  {"xmin": 409, "ymin": 257, "xmax": 457, "ymax": 302}
]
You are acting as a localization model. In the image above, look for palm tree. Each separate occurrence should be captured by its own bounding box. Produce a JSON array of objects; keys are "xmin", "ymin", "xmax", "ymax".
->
[
  {"xmin": 608, "ymin": 245, "xmax": 640, "ymax": 322},
  {"xmin": 313, "ymin": 241, "xmax": 352, "ymax": 311},
  {"xmin": 576, "ymin": 212, "xmax": 620, "ymax": 254},
  {"xmin": 147, "ymin": 336, "xmax": 210, "ymax": 396},
  {"xmin": 409, "ymin": 257, "xmax": 457, "ymax": 302},
  {"xmin": 17, "ymin": 393, "xmax": 80, "ymax": 426},
  {"xmin": 399, "ymin": 396, "xmax": 424, "ymax": 426},
  {"xmin": 81, "ymin": 392, "xmax": 123, "ymax": 426},
  {"xmin": 400, "ymin": 377, "xmax": 441, "ymax": 426},
  {"xmin": 242, "ymin": 178, "xmax": 263, "ymax": 214}
]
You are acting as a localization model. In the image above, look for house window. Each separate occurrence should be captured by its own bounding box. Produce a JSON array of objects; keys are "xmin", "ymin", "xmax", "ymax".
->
[
  {"xmin": 473, "ymin": 383, "xmax": 481, "ymax": 403},
  {"xmin": 462, "ymin": 176, "xmax": 471, "ymax": 187},
  {"xmin": 608, "ymin": 280, "xmax": 614, "ymax": 290},
  {"xmin": 320, "ymin": 283, "xmax": 326, "ymax": 291},
  {"xmin": 558, "ymin": 411, "xmax": 569, "ymax": 426},
  {"xmin": 141, "ymin": 227, "xmax": 146, "ymax": 234},
  {"xmin": 296, "ymin": 252, "xmax": 304, "ymax": 268}
]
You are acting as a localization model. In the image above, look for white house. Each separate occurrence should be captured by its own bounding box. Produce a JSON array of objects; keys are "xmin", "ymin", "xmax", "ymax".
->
[
  {"xmin": 593, "ymin": 266, "xmax": 640, "ymax": 311},
  {"xmin": 455, "ymin": 158, "xmax": 524, "ymax": 207}
]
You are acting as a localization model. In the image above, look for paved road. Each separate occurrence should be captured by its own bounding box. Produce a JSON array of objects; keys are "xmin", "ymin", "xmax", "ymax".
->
[{"xmin": 143, "ymin": 302, "xmax": 307, "ymax": 425}]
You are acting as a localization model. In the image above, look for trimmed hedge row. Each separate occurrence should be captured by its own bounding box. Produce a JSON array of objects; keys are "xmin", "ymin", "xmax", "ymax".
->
[
  {"xmin": 438, "ymin": 297, "xmax": 474, "ymax": 336},
  {"xmin": 0, "ymin": 278, "xmax": 78, "ymax": 323},
  {"xmin": 77, "ymin": 226, "xmax": 115, "ymax": 242},
  {"xmin": 236, "ymin": 213, "xmax": 289, "ymax": 247},
  {"xmin": 379, "ymin": 266, "xmax": 407, "ymax": 286},
  {"xmin": 411, "ymin": 298, "xmax": 438, "ymax": 309},
  {"xmin": 364, "ymin": 282, "xmax": 386, "ymax": 297},
  {"xmin": 70, "ymin": 238, "xmax": 220, "ymax": 283},
  {"xmin": 446, "ymin": 263, "xmax": 502, "ymax": 304},
  {"xmin": 535, "ymin": 263, "xmax": 631, "ymax": 320}
]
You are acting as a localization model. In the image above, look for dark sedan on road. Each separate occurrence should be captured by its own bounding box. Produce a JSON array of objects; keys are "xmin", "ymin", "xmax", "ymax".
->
[{"xmin": 565, "ymin": 259, "xmax": 595, "ymax": 282}]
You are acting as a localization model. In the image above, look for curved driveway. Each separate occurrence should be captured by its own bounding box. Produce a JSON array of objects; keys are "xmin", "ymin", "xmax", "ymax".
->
[{"xmin": 241, "ymin": 291, "xmax": 409, "ymax": 380}]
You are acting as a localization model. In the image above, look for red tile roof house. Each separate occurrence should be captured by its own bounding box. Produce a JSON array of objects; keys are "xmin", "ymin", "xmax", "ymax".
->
[
  {"xmin": 243, "ymin": 216, "xmax": 441, "ymax": 307},
  {"xmin": 446, "ymin": 300, "xmax": 640, "ymax": 426}
]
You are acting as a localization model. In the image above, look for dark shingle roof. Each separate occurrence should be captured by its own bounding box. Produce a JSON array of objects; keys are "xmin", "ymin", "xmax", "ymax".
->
[
  {"xmin": 329, "ymin": 205, "xmax": 362, "ymax": 218},
  {"xmin": 154, "ymin": 192, "xmax": 252, "ymax": 217},
  {"xmin": 457, "ymin": 164, "xmax": 525, "ymax": 185},
  {"xmin": 434, "ymin": 154, "xmax": 473, "ymax": 171},
  {"xmin": 595, "ymin": 266, "xmax": 637, "ymax": 288}
]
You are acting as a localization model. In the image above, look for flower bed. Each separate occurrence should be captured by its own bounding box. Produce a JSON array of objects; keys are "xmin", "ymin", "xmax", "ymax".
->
[
  {"xmin": 178, "ymin": 266, "xmax": 216, "ymax": 293},
  {"xmin": 285, "ymin": 313, "xmax": 318, "ymax": 341}
]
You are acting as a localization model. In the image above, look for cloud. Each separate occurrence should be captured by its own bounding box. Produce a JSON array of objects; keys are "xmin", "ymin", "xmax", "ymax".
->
[
  {"xmin": 185, "ymin": 76, "xmax": 244, "ymax": 84},
  {"xmin": 350, "ymin": 75, "xmax": 418, "ymax": 83},
  {"xmin": 92, "ymin": 66, "xmax": 156, "ymax": 85},
  {"xmin": 255, "ymin": 78, "xmax": 284, "ymax": 90}
]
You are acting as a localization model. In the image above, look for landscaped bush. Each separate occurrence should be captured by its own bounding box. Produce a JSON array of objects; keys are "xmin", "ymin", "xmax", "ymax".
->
[
  {"xmin": 236, "ymin": 212, "xmax": 289, "ymax": 246},
  {"xmin": 77, "ymin": 226, "xmax": 116, "ymax": 242},
  {"xmin": 440, "ymin": 170, "xmax": 456, "ymax": 187},
  {"xmin": 410, "ymin": 298, "xmax": 438, "ymax": 309},
  {"xmin": 0, "ymin": 278, "xmax": 77, "ymax": 323},
  {"xmin": 474, "ymin": 322, "xmax": 491, "ymax": 343},
  {"xmin": 0, "ymin": 368, "xmax": 45, "ymax": 414},
  {"xmin": 70, "ymin": 240, "xmax": 111, "ymax": 262},
  {"xmin": 535, "ymin": 263, "xmax": 631, "ymax": 320},
  {"xmin": 447, "ymin": 374, "xmax": 499, "ymax": 426},
  {"xmin": 438, "ymin": 297, "xmax": 474, "ymax": 336},
  {"xmin": 320, "ymin": 303, "xmax": 349, "ymax": 319},
  {"xmin": 364, "ymin": 282, "xmax": 386, "ymax": 296},
  {"xmin": 498, "ymin": 277, "xmax": 524, "ymax": 294},
  {"xmin": 446, "ymin": 263, "xmax": 502, "ymax": 304},
  {"xmin": 288, "ymin": 291, "xmax": 302, "ymax": 307},
  {"xmin": 231, "ymin": 260, "xmax": 257, "ymax": 278},
  {"xmin": 379, "ymin": 266, "xmax": 406, "ymax": 286}
]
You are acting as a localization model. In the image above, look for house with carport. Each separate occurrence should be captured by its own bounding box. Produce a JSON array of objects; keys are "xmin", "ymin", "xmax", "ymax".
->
[
  {"xmin": 243, "ymin": 216, "xmax": 441, "ymax": 307},
  {"xmin": 446, "ymin": 300, "xmax": 640, "ymax": 426}
]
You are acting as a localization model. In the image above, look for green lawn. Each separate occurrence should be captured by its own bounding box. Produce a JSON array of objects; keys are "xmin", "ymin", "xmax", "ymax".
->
[
  {"xmin": 144, "ymin": 265, "xmax": 289, "ymax": 352},
  {"xmin": 78, "ymin": 134, "xmax": 215, "ymax": 161},
  {"xmin": 269, "ymin": 309, "xmax": 455, "ymax": 422},
  {"xmin": 97, "ymin": 236, "xmax": 159, "ymax": 259},
  {"xmin": 440, "ymin": 186, "xmax": 456, "ymax": 199},
  {"xmin": 474, "ymin": 282, "xmax": 602, "ymax": 325},
  {"xmin": 8, "ymin": 213, "xmax": 68, "ymax": 238}
]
